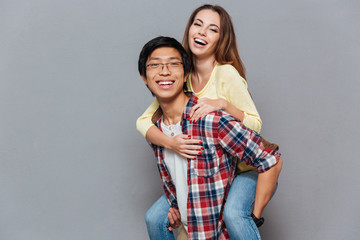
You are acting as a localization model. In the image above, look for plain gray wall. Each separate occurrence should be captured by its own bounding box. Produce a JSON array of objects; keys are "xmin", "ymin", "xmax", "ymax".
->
[{"xmin": 1, "ymin": 0, "xmax": 359, "ymax": 239}]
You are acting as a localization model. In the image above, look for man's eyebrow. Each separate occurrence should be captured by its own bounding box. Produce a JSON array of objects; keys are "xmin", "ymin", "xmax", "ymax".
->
[
  {"xmin": 194, "ymin": 18, "xmax": 220, "ymax": 29},
  {"xmin": 148, "ymin": 56, "xmax": 181, "ymax": 61}
]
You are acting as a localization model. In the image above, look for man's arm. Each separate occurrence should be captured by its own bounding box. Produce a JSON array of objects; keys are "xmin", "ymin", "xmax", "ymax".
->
[{"xmin": 218, "ymin": 115, "xmax": 282, "ymax": 219}]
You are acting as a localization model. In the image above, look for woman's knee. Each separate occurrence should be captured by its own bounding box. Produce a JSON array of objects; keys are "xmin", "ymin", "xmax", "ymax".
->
[{"xmin": 224, "ymin": 203, "xmax": 249, "ymax": 224}]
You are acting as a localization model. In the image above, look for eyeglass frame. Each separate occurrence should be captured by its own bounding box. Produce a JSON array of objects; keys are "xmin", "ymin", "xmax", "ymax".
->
[{"xmin": 145, "ymin": 62, "xmax": 183, "ymax": 72}]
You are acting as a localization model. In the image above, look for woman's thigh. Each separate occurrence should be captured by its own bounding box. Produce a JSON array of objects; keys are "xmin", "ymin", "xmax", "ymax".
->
[{"xmin": 225, "ymin": 171, "xmax": 258, "ymax": 214}]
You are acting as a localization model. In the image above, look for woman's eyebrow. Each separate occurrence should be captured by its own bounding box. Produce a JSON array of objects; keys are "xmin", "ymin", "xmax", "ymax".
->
[{"xmin": 194, "ymin": 18, "xmax": 219, "ymax": 29}]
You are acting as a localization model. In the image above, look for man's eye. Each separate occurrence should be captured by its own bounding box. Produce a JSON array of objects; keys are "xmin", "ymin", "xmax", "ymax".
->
[
  {"xmin": 150, "ymin": 64, "xmax": 159, "ymax": 67},
  {"xmin": 169, "ymin": 62, "xmax": 180, "ymax": 66}
]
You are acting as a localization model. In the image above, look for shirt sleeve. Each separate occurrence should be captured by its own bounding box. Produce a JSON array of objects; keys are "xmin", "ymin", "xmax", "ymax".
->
[
  {"xmin": 217, "ymin": 115, "xmax": 280, "ymax": 173},
  {"xmin": 136, "ymin": 99, "xmax": 160, "ymax": 138},
  {"xmin": 217, "ymin": 65, "xmax": 262, "ymax": 133}
]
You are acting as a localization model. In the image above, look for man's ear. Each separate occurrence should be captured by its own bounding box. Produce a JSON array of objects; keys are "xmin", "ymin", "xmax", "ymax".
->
[
  {"xmin": 184, "ymin": 73, "xmax": 189, "ymax": 83},
  {"xmin": 141, "ymin": 75, "xmax": 148, "ymax": 85}
]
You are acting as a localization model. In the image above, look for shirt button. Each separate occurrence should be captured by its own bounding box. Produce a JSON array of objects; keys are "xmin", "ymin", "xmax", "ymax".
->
[{"xmin": 171, "ymin": 132, "xmax": 174, "ymax": 137}]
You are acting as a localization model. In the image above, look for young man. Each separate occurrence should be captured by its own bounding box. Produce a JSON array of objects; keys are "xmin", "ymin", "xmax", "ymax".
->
[{"xmin": 138, "ymin": 36, "xmax": 282, "ymax": 240}]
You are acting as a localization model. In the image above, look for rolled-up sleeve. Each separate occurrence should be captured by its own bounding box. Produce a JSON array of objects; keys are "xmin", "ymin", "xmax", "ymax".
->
[{"xmin": 218, "ymin": 115, "xmax": 280, "ymax": 172}]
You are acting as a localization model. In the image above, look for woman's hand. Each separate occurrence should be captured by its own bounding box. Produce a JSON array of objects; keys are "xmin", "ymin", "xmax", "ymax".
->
[
  {"xmin": 189, "ymin": 98, "xmax": 227, "ymax": 122},
  {"xmin": 169, "ymin": 134, "xmax": 203, "ymax": 159},
  {"xmin": 168, "ymin": 207, "xmax": 182, "ymax": 231}
]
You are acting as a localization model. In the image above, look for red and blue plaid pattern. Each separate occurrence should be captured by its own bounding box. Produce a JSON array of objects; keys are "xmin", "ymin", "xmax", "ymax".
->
[{"xmin": 151, "ymin": 94, "xmax": 280, "ymax": 240}]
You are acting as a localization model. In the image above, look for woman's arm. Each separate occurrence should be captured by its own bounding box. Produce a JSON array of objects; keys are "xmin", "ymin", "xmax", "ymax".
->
[
  {"xmin": 136, "ymin": 99, "xmax": 160, "ymax": 137},
  {"xmin": 222, "ymin": 68, "xmax": 262, "ymax": 132},
  {"xmin": 146, "ymin": 126, "xmax": 202, "ymax": 159},
  {"xmin": 137, "ymin": 99, "xmax": 202, "ymax": 158},
  {"xmin": 189, "ymin": 65, "xmax": 262, "ymax": 132},
  {"xmin": 189, "ymin": 98, "xmax": 245, "ymax": 122}
]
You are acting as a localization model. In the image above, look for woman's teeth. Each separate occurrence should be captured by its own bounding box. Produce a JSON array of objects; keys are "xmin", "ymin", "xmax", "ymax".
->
[{"xmin": 195, "ymin": 38, "xmax": 207, "ymax": 45}]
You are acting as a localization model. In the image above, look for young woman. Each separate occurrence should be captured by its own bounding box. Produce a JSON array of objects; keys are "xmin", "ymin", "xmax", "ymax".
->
[{"xmin": 138, "ymin": 4, "xmax": 274, "ymax": 240}]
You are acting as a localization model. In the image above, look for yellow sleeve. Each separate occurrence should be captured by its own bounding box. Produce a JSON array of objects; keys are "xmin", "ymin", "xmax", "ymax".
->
[
  {"xmin": 217, "ymin": 65, "xmax": 262, "ymax": 133},
  {"xmin": 136, "ymin": 98, "xmax": 160, "ymax": 138}
]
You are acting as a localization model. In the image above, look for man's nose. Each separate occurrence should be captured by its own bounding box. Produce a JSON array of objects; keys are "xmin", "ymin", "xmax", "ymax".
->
[{"xmin": 159, "ymin": 64, "xmax": 170, "ymax": 75}]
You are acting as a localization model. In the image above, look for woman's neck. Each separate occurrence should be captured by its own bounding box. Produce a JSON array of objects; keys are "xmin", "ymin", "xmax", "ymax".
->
[{"xmin": 191, "ymin": 56, "xmax": 217, "ymax": 92}]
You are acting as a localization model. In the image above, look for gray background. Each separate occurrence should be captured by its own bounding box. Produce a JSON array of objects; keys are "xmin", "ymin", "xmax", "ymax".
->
[{"xmin": 1, "ymin": 0, "xmax": 359, "ymax": 239}]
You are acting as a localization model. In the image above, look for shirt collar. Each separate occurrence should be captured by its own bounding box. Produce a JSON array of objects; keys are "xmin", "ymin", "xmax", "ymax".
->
[
  {"xmin": 182, "ymin": 92, "xmax": 198, "ymax": 121},
  {"xmin": 152, "ymin": 92, "xmax": 198, "ymax": 125}
]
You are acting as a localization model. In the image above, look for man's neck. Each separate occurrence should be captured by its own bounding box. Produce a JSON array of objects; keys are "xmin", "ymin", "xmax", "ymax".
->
[{"xmin": 158, "ymin": 92, "xmax": 189, "ymax": 126}]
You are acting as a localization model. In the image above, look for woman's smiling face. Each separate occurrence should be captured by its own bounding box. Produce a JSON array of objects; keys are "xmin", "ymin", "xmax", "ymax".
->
[{"xmin": 188, "ymin": 9, "xmax": 221, "ymax": 59}]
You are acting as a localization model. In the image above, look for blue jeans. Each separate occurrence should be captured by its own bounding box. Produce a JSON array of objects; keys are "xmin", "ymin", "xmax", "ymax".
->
[
  {"xmin": 145, "ymin": 171, "xmax": 276, "ymax": 240},
  {"xmin": 224, "ymin": 170, "xmax": 261, "ymax": 240},
  {"xmin": 145, "ymin": 194, "xmax": 174, "ymax": 240}
]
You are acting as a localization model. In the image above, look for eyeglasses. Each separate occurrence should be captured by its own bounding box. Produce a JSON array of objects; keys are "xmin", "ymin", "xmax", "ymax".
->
[{"xmin": 146, "ymin": 62, "xmax": 183, "ymax": 72}]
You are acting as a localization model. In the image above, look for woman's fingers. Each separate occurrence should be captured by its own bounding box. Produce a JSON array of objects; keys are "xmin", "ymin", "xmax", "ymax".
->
[
  {"xmin": 177, "ymin": 135, "xmax": 202, "ymax": 145},
  {"xmin": 181, "ymin": 151, "xmax": 202, "ymax": 159},
  {"xmin": 189, "ymin": 98, "xmax": 224, "ymax": 122},
  {"xmin": 184, "ymin": 139, "xmax": 202, "ymax": 150},
  {"xmin": 189, "ymin": 103, "xmax": 202, "ymax": 118},
  {"xmin": 190, "ymin": 105, "xmax": 214, "ymax": 122},
  {"xmin": 172, "ymin": 134, "xmax": 204, "ymax": 158},
  {"xmin": 191, "ymin": 108, "xmax": 206, "ymax": 122}
]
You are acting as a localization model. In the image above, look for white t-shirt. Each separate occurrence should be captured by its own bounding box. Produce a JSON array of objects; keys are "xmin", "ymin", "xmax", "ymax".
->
[{"xmin": 161, "ymin": 120, "xmax": 188, "ymax": 231}]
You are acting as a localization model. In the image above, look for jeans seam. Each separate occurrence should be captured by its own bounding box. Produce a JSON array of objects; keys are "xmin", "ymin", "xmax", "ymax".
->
[{"xmin": 249, "ymin": 218, "xmax": 262, "ymax": 240}]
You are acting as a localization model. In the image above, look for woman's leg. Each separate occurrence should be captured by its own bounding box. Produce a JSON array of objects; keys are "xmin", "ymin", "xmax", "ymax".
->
[
  {"xmin": 145, "ymin": 194, "xmax": 175, "ymax": 240},
  {"xmin": 224, "ymin": 171, "xmax": 261, "ymax": 240}
]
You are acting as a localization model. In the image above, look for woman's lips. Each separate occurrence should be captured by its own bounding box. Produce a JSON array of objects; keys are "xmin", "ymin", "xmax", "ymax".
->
[{"xmin": 194, "ymin": 38, "xmax": 207, "ymax": 46}]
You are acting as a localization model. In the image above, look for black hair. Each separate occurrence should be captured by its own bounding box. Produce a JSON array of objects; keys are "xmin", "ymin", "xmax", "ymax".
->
[{"xmin": 138, "ymin": 36, "xmax": 192, "ymax": 79}]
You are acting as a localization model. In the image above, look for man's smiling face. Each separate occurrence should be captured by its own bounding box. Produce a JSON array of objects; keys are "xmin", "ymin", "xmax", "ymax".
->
[{"xmin": 142, "ymin": 47, "xmax": 187, "ymax": 102}]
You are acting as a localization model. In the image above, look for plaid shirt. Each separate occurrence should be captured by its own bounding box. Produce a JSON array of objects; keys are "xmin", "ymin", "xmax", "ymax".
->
[{"xmin": 151, "ymin": 94, "xmax": 280, "ymax": 240}]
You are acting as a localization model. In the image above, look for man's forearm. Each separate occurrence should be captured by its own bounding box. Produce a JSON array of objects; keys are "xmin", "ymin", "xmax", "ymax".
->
[{"xmin": 252, "ymin": 158, "xmax": 283, "ymax": 218}]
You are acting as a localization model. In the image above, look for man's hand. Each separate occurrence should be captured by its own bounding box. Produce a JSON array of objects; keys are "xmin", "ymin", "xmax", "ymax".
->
[{"xmin": 167, "ymin": 207, "xmax": 182, "ymax": 231}]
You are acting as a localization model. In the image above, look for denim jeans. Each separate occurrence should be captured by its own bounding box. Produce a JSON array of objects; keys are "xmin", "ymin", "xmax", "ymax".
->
[
  {"xmin": 145, "ymin": 194, "xmax": 175, "ymax": 240},
  {"xmin": 145, "ymin": 171, "xmax": 276, "ymax": 240},
  {"xmin": 224, "ymin": 170, "xmax": 261, "ymax": 240}
]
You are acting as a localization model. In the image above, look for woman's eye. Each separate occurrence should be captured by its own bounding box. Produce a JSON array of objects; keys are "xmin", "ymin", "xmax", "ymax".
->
[
  {"xmin": 210, "ymin": 29, "xmax": 218, "ymax": 33},
  {"xmin": 194, "ymin": 23, "xmax": 201, "ymax": 26}
]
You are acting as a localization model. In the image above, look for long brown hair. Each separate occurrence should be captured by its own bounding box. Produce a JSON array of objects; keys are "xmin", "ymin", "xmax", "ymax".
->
[{"xmin": 182, "ymin": 4, "xmax": 246, "ymax": 80}]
